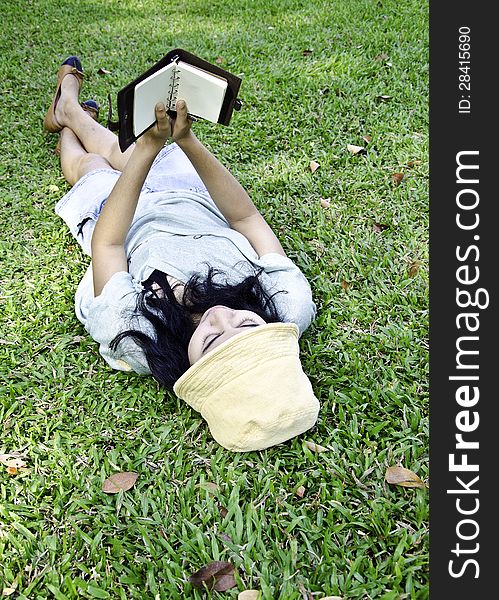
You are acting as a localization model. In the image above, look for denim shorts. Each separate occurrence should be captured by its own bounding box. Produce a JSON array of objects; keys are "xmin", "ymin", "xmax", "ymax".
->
[{"xmin": 55, "ymin": 143, "xmax": 207, "ymax": 255}]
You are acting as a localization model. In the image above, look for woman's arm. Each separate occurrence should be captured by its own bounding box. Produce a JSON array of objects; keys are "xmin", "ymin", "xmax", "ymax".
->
[
  {"xmin": 91, "ymin": 103, "xmax": 171, "ymax": 296},
  {"xmin": 173, "ymin": 101, "xmax": 286, "ymax": 258},
  {"xmin": 91, "ymin": 100, "xmax": 285, "ymax": 296}
]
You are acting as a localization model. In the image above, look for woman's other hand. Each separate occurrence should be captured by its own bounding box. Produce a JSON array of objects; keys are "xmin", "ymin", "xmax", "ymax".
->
[
  {"xmin": 170, "ymin": 99, "xmax": 194, "ymax": 143},
  {"xmin": 137, "ymin": 102, "xmax": 172, "ymax": 153}
]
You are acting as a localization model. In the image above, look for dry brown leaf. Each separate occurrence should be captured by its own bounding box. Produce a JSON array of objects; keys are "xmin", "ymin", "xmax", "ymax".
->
[
  {"xmin": 407, "ymin": 159, "xmax": 422, "ymax": 167},
  {"xmin": 340, "ymin": 280, "xmax": 350, "ymax": 291},
  {"xmin": 320, "ymin": 198, "xmax": 331, "ymax": 208},
  {"xmin": 391, "ymin": 172, "xmax": 404, "ymax": 185},
  {"xmin": 372, "ymin": 222, "xmax": 389, "ymax": 233},
  {"xmin": 385, "ymin": 466, "xmax": 427, "ymax": 489},
  {"xmin": 6, "ymin": 466, "xmax": 18, "ymax": 476},
  {"xmin": 408, "ymin": 261, "xmax": 421, "ymax": 277},
  {"xmin": 0, "ymin": 454, "xmax": 27, "ymax": 469},
  {"xmin": 188, "ymin": 561, "xmax": 236, "ymax": 592},
  {"xmin": 304, "ymin": 440, "xmax": 328, "ymax": 453},
  {"xmin": 97, "ymin": 67, "xmax": 112, "ymax": 75},
  {"xmin": 346, "ymin": 144, "xmax": 366, "ymax": 155},
  {"xmin": 309, "ymin": 160, "xmax": 320, "ymax": 173},
  {"xmin": 215, "ymin": 57, "xmax": 224, "ymax": 64},
  {"xmin": 362, "ymin": 134, "xmax": 372, "ymax": 144},
  {"xmin": 196, "ymin": 482, "xmax": 219, "ymax": 495},
  {"xmin": 238, "ymin": 591, "xmax": 261, "ymax": 600},
  {"xmin": 295, "ymin": 485, "xmax": 306, "ymax": 498},
  {"xmin": 102, "ymin": 471, "xmax": 138, "ymax": 493}
]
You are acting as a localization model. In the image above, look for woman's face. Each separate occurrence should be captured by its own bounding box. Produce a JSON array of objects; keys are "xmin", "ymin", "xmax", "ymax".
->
[{"xmin": 188, "ymin": 305, "xmax": 266, "ymax": 364}]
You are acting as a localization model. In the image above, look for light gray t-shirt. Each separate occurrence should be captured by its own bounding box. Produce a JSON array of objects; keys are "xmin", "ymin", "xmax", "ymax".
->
[{"xmin": 75, "ymin": 189, "xmax": 316, "ymax": 374}]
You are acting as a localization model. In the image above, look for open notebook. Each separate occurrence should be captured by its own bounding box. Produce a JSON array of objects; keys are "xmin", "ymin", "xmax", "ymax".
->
[
  {"xmin": 133, "ymin": 60, "xmax": 228, "ymax": 137},
  {"xmin": 109, "ymin": 49, "xmax": 243, "ymax": 152}
]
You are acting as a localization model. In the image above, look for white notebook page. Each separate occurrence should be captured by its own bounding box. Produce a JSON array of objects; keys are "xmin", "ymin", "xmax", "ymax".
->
[
  {"xmin": 133, "ymin": 61, "xmax": 176, "ymax": 137},
  {"xmin": 173, "ymin": 61, "xmax": 228, "ymax": 123}
]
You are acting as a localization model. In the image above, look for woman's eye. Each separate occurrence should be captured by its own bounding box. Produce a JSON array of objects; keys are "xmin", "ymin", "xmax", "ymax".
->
[
  {"xmin": 202, "ymin": 322, "xmax": 260, "ymax": 353},
  {"xmin": 203, "ymin": 334, "xmax": 220, "ymax": 352},
  {"xmin": 238, "ymin": 320, "xmax": 259, "ymax": 328}
]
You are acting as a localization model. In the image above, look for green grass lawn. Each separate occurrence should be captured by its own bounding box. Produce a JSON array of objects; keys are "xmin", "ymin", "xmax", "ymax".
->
[{"xmin": 0, "ymin": 0, "xmax": 428, "ymax": 598}]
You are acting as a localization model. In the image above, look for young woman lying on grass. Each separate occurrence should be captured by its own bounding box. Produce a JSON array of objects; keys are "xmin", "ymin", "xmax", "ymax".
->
[{"xmin": 44, "ymin": 56, "xmax": 320, "ymax": 452}]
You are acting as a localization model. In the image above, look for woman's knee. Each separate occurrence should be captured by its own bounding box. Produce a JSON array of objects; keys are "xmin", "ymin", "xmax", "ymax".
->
[{"xmin": 76, "ymin": 153, "xmax": 113, "ymax": 179}]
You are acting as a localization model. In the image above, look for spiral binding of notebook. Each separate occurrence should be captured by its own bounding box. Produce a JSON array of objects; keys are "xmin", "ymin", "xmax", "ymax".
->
[{"xmin": 167, "ymin": 57, "xmax": 181, "ymax": 110}]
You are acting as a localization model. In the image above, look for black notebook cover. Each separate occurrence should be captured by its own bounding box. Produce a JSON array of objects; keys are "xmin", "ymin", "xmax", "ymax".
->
[{"xmin": 110, "ymin": 49, "xmax": 242, "ymax": 152}]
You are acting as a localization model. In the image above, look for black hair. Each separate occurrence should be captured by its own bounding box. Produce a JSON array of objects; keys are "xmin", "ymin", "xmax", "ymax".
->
[{"xmin": 110, "ymin": 267, "xmax": 283, "ymax": 390}]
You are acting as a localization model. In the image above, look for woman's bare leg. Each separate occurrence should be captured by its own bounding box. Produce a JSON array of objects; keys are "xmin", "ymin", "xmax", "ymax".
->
[
  {"xmin": 59, "ymin": 127, "xmax": 113, "ymax": 186},
  {"xmin": 54, "ymin": 74, "xmax": 135, "ymax": 172}
]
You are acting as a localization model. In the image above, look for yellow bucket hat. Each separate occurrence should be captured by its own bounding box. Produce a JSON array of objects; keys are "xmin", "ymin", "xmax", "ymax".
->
[{"xmin": 173, "ymin": 323, "xmax": 320, "ymax": 452}]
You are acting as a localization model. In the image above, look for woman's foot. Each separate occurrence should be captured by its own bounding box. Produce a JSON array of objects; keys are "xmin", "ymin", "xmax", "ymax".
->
[{"xmin": 43, "ymin": 56, "xmax": 84, "ymax": 133}]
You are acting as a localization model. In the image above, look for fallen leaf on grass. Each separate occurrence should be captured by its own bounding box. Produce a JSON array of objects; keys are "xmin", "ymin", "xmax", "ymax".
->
[
  {"xmin": 391, "ymin": 172, "xmax": 404, "ymax": 185},
  {"xmin": 97, "ymin": 67, "xmax": 112, "ymax": 75},
  {"xmin": 6, "ymin": 467, "xmax": 18, "ymax": 476},
  {"xmin": 102, "ymin": 471, "xmax": 138, "ymax": 493},
  {"xmin": 2, "ymin": 587, "xmax": 17, "ymax": 597},
  {"xmin": 188, "ymin": 561, "xmax": 236, "ymax": 592},
  {"xmin": 319, "ymin": 198, "xmax": 331, "ymax": 208},
  {"xmin": 196, "ymin": 482, "xmax": 219, "ymax": 495},
  {"xmin": 407, "ymin": 159, "xmax": 422, "ymax": 167},
  {"xmin": 372, "ymin": 222, "xmax": 389, "ymax": 233},
  {"xmin": 295, "ymin": 485, "xmax": 306, "ymax": 498},
  {"xmin": 215, "ymin": 57, "xmax": 224, "ymax": 64},
  {"xmin": 385, "ymin": 466, "xmax": 427, "ymax": 489},
  {"xmin": 309, "ymin": 160, "xmax": 320, "ymax": 173},
  {"xmin": 346, "ymin": 144, "xmax": 366, "ymax": 155},
  {"xmin": 362, "ymin": 134, "xmax": 372, "ymax": 144},
  {"xmin": 408, "ymin": 261, "xmax": 421, "ymax": 277},
  {"xmin": 0, "ymin": 454, "xmax": 27, "ymax": 469},
  {"xmin": 340, "ymin": 280, "xmax": 350, "ymax": 291},
  {"xmin": 238, "ymin": 591, "xmax": 261, "ymax": 600},
  {"xmin": 304, "ymin": 440, "xmax": 328, "ymax": 453}
]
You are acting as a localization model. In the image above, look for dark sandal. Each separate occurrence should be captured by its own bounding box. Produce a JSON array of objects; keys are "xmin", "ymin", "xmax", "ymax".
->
[
  {"xmin": 80, "ymin": 99, "xmax": 99, "ymax": 120},
  {"xmin": 44, "ymin": 56, "xmax": 84, "ymax": 133},
  {"xmin": 54, "ymin": 99, "xmax": 100, "ymax": 155}
]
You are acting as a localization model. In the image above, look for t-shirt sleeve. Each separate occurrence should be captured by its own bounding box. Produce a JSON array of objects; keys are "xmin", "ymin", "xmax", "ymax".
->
[
  {"xmin": 75, "ymin": 268, "xmax": 152, "ymax": 374},
  {"xmin": 257, "ymin": 253, "xmax": 316, "ymax": 335}
]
